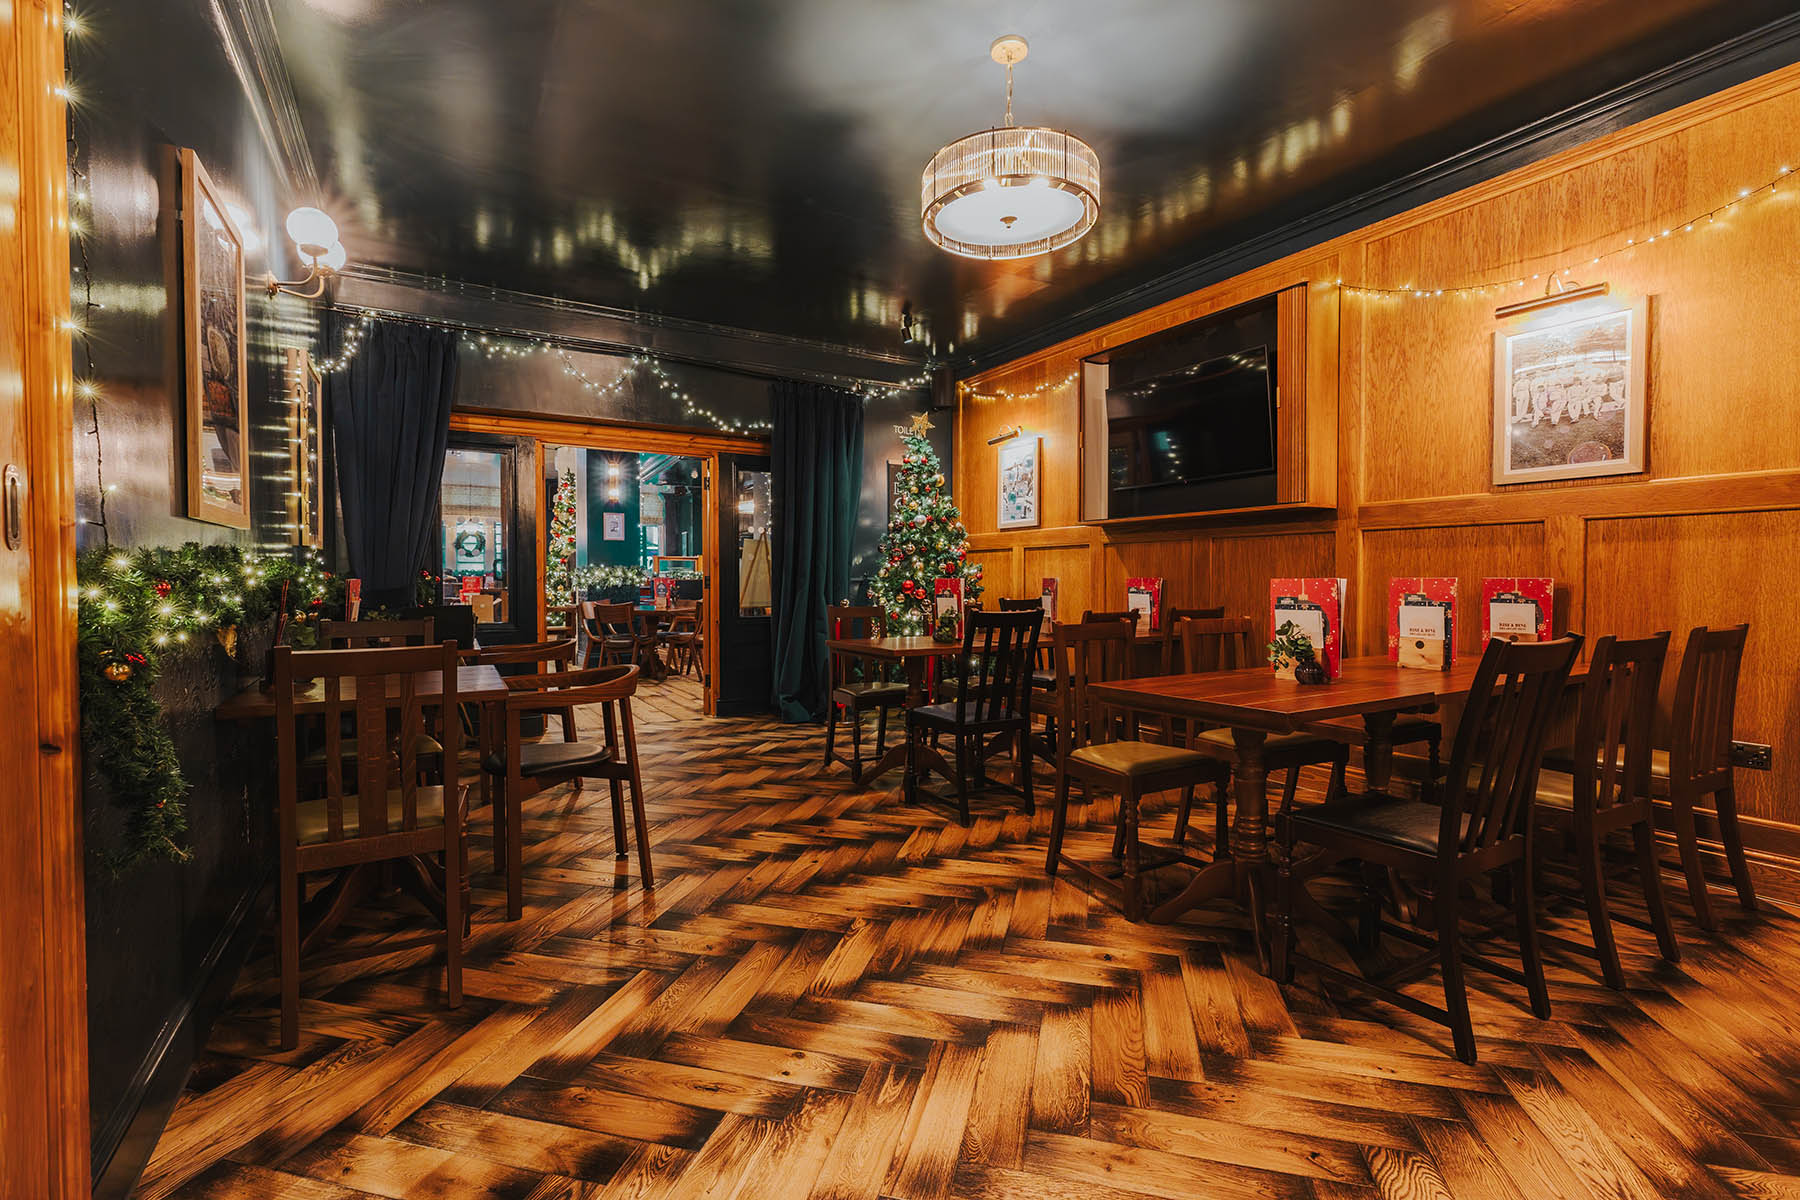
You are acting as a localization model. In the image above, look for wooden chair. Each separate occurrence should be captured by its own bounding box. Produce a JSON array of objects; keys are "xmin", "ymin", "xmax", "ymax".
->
[
  {"xmin": 825, "ymin": 605, "xmax": 906, "ymax": 784},
  {"xmin": 904, "ymin": 608, "xmax": 1043, "ymax": 825},
  {"xmin": 1157, "ymin": 605, "xmax": 1225, "ymax": 675},
  {"xmin": 1532, "ymin": 633, "xmax": 1679, "ymax": 989},
  {"xmin": 318, "ymin": 617, "xmax": 435, "ymax": 648},
  {"xmin": 1173, "ymin": 617, "xmax": 1349, "ymax": 847},
  {"xmin": 481, "ymin": 663, "xmax": 651, "ymax": 920},
  {"xmin": 272, "ymin": 641, "xmax": 466, "ymax": 1049},
  {"xmin": 462, "ymin": 638, "xmax": 580, "ymax": 735},
  {"xmin": 1278, "ymin": 635, "xmax": 1582, "ymax": 1063},
  {"xmin": 1662, "ymin": 623, "xmax": 1756, "ymax": 929},
  {"xmin": 1043, "ymin": 621, "xmax": 1230, "ymax": 921},
  {"xmin": 661, "ymin": 599, "xmax": 703, "ymax": 676},
  {"xmin": 579, "ymin": 602, "xmax": 639, "ymax": 669}
]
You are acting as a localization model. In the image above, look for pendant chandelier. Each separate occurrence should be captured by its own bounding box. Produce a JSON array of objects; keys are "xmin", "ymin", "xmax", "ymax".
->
[{"xmin": 921, "ymin": 35, "xmax": 1100, "ymax": 261}]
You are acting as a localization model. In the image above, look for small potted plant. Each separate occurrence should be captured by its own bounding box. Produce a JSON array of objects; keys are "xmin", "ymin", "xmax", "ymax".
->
[{"xmin": 1268, "ymin": 620, "xmax": 1328, "ymax": 685}]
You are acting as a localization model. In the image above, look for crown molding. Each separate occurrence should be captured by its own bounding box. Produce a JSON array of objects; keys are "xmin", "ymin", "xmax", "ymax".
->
[{"xmin": 957, "ymin": 10, "xmax": 1800, "ymax": 376}]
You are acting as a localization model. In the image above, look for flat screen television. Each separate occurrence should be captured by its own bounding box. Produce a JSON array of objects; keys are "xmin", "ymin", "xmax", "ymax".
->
[{"xmin": 1106, "ymin": 345, "xmax": 1276, "ymax": 501}]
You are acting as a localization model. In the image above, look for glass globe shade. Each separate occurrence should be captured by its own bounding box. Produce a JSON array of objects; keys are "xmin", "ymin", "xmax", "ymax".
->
[
  {"xmin": 931, "ymin": 179, "xmax": 1085, "ymax": 249},
  {"xmin": 314, "ymin": 241, "xmax": 348, "ymax": 272},
  {"xmin": 285, "ymin": 206, "xmax": 339, "ymax": 257}
]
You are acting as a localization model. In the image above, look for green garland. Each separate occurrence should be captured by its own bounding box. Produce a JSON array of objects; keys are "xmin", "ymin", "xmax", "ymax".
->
[
  {"xmin": 565, "ymin": 563, "xmax": 702, "ymax": 595},
  {"xmin": 77, "ymin": 543, "xmax": 332, "ymax": 870}
]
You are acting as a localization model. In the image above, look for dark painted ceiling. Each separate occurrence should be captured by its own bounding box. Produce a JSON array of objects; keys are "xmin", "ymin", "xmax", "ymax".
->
[{"xmin": 270, "ymin": 0, "xmax": 1794, "ymax": 363}]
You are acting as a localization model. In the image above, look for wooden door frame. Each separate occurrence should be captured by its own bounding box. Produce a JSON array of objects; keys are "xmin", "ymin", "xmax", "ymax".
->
[
  {"xmin": 449, "ymin": 410, "xmax": 770, "ymax": 716},
  {"xmin": 2, "ymin": 2, "xmax": 89, "ymax": 1195}
]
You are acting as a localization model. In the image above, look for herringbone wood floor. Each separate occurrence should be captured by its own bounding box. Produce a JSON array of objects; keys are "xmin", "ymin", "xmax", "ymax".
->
[{"xmin": 137, "ymin": 680, "xmax": 1800, "ymax": 1199}]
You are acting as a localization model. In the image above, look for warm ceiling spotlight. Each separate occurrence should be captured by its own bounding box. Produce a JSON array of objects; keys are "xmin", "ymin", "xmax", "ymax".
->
[
  {"xmin": 268, "ymin": 206, "xmax": 349, "ymax": 298},
  {"xmin": 921, "ymin": 34, "xmax": 1099, "ymax": 261}
]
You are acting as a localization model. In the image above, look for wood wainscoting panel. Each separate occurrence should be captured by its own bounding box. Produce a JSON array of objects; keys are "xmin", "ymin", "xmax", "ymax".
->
[
  {"xmin": 1357, "ymin": 523, "xmax": 1550, "ymax": 660},
  {"xmin": 1585, "ymin": 509, "xmax": 1800, "ymax": 826},
  {"xmin": 1022, "ymin": 542, "xmax": 1096, "ymax": 617},
  {"xmin": 966, "ymin": 546, "xmax": 1019, "ymax": 606},
  {"xmin": 1099, "ymin": 537, "xmax": 1197, "ymax": 618},
  {"xmin": 1209, "ymin": 531, "xmax": 1337, "ymax": 645}
]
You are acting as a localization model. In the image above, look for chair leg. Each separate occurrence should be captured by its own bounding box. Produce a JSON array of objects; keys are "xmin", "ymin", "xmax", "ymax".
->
[
  {"xmin": 1173, "ymin": 784, "xmax": 1195, "ymax": 847},
  {"xmin": 1577, "ymin": 824, "xmax": 1625, "ymax": 989},
  {"xmin": 849, "ymin": 705, "xmax": 865, "ymax": 784},
  {"xmin": 1121, "ymin": 784, "xmax": 1143, "ymax": 922},
  {"xmin": 1632, "ymin": 818, "xmax": 1680, "ymax": 963},
  {"xmin": 628, "ymin": 759, "xmax": 655, "ymax": 888},
  {"xmin": 609, "ymin": 777, "xmax": 628, "ymax": 859},
  {"xmin": 1214, "ymin": 775, "xmax": 1231, "ymax": 858},
  {"xmin": 444, "ymin": 842, "xmax": 463, "ymax": 1008},
  {"xmin": 505, "ymin": 778, "xmax": 525, "ymax": 922},
  {"xmin": 1670, "ymin": 795, "xmax": 1716, "ymax": 932},
  {"xmin": 1327, "ymin": 749, "xmax": 1348, "ymax": 801},
  {"xmin": 903, "ymin": 724, "xmax": 919, "ymax": 806},
  {"xmin": 876, "ymin": 705, "xmax": 889, "ymax": 756},
  {"xmin": 823, "ymin": 700, "xmax": 838, "ymax": 769},
  {"xmin": 1513, "ymin": 858, "xmax": 1551, "ymax": 1019},
  {"xmin": 1357, "ymin": 862, "xmax": 1384, "ymax": 952},
  {"xmin": 1437, "ymin": 888, "xmax": 1477, "ymax": 1064},
  {"xmin": 1017, "ymin": 726, "xmax": 1035, "ymax": 816},
  {"xmin": 954, "ymin": 733, "xmax": 971, "ymax": 827},
  {"xmin": 1714, "ymin": 784, "xmax": 1758, "ymax": 913},
  {"xmin": 1046, "ymin": 766, "xmax": 1071, "ymax": 875},
  {"xmin": 279, "ymin": 867, "xmax": 300, "ymax": 1050}
]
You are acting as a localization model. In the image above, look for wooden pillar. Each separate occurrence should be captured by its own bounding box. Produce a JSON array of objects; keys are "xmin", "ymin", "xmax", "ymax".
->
[{"xmin": 0, "ymin": 0, "xmax": 88, "ymax": 1196}]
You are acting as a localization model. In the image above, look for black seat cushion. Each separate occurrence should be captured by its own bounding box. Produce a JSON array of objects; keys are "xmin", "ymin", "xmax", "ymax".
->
[
  {"xmin": 1029, "ymin": 669, "xmax": 1056, "ymax": 690},
  {"xmin": 1291, "ymin": 792, "xmax": 1468, "ymax": 857},
  {"xmin": 907, "ymin": 700, "xmax": 1022, "ymax": 728},
  {"xmin": 483, "ymin": 740, "xmax": 613, "ymax": 777}
]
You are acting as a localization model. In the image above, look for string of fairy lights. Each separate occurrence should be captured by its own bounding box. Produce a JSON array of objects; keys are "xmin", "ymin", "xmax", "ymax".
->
[
  {"xmin": 64, "ymin": 4, "xmax": 110, "ymax": 545},
  {"xmin": 312, "ymin": 308, "xmax": 935, "ymax": 435}
]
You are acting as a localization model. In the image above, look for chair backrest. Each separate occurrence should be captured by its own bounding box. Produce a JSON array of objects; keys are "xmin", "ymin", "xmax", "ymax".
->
[
  {"xmin": 502, "ymin": 663, "xmax": 642, "ymax": 770},
  {"xmin": 1052, "ymin": 619, "xmax": 1134, "ymax": 753},
  {"xmin": 1441, "ymin": 635, "xmax": 1583, "ymax": 857},
  {"xmin": 1669, "ymin": 624, "xmax": 1748, "ymax": 790},
  {"xmin": 274, "ymin": 641, "xmax": 460, "ymax": 847},
  {"xmin": 1161, "ymin": 607, "xmax": 1228, "ymax": 673},
  {"xmin": 1081, "ymin": 609, "xmax": 1142, "ymax": 635},
  {"xmin": 953, "ymin": 608, "xmax": 1044, "ymax": 724},
  {"xmin": 583, "ymin": 601, "xmax": 636, "ymax": 638},
  {"xmin": 318, "ymin": 617, "xmax": 435, "ymax": 648},
  {"xmin": 467, "ymin": 638, "xmax": 578, "ymax": 671},
  {"xmin": 997, "ymin": 597, "xmax": 1043, "ymax": 612},
  {"xmin": 828, "ymin": 604, "xmax": 885, "ymax": 688},
  {"xmin": 1178, "ymin": 617, "xmax": 1257, "ymax": 674},
  {"xmin": 1566, "ymin": 632, "xmax": 1669, "ymax": 821}
]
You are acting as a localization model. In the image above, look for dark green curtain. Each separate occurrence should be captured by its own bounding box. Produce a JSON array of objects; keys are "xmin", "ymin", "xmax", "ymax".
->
[
  {"xmin": 325, "ymin": 316, "xmax": 459, "ymax": 612},
  {"xmin": 770, "ymin": 381, "xmax": 864, "ymax": 722}
]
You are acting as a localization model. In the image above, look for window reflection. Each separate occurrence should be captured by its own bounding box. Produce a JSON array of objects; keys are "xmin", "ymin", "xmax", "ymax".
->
[
  {"xmin": 440, "ymin": 448, "xmax": 508, "ymax": 623},
  {"xmin": 737, "ymin": 469, "xmax": 771, "ymax": 617}
]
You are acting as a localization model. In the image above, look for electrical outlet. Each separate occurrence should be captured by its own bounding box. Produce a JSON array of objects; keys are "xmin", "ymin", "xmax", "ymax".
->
[{"xmin": 1730, "ymin": 741, "xmax": 1772, "ymax": 771}]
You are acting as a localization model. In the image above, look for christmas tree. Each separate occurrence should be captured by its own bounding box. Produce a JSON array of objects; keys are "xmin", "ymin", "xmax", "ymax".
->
[
  {"xmin": 546, "ymin": 468, "xmax": 578, "ymax": 599},
  {"xmin": 870, "ymin": 413, "xmax": 982, "ymax": 635}
]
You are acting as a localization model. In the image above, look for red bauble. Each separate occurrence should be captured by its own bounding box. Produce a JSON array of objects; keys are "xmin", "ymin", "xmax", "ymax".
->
[{"xmin": 153, "ymin": 580, "xmax": 172, "ymax": 598}]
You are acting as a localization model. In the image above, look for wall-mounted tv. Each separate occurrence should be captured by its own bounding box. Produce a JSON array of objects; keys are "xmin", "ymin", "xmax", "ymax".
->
[{"xmin": 1107, "ymin": 346, "xmax": 1276, "ymax": 492}]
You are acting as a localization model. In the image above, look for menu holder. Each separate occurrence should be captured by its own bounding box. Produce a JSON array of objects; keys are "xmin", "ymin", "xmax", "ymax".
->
[
  {"xmin": 1482, "ymin": 577, "xmax": 1554, "ymax": 644},
  {"xmin": 1125, "ymin": 576, "xmax": 1163, "ymax": 632},
  {"xmin": 1270, "ymin": 577, "xmax": 1346, "ymax": 678},
  {"xmin": 933, "ymin": 577, "xmax": 964, "ymax": 643},
  {"xmin": 1389, "ymin": 577, "xmax": 1457, "ymax": 670},
  {"xmin": 1040, "ymin": 577, "xmax": 1058, "ymax": 625}
]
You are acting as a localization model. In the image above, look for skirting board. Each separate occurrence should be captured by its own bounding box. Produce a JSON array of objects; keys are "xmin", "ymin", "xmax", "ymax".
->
[{"xmin": 89, "ymin": 872, "xmax": 272, "ymax": 1200}]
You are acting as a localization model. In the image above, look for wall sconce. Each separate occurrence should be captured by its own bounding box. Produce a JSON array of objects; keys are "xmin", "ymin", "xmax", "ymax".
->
[
  {"xmin": 266, "ymin": 206, "xmax": 349, "ymax": 299},
  {"xmin": 987, "ymin": 424, "xmax": 1022, "ymax": 446},
  {"xmin": 1494, "ymin": 278, "xmax": 1608, "ymax": 320}
]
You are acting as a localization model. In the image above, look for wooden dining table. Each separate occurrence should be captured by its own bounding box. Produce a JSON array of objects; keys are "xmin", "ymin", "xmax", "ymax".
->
[
  {"xmin": 822, "ymin": 635, "xmax": 966, "ymax": 780},
  {"xmin": 1087, "ymin": 654, "xmax": 1582, "ymax": 949}
]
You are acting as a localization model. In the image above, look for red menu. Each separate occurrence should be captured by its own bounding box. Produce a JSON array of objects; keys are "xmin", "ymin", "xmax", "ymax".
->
[
  {"xmin": 1481, "ymin": 578, "xmax": 1554, "ymax": 644},
  {"xmin": 1388, "ymin": 577, "xmax": 1458, "ymax": 670},
  {"xmin": 1270, "ymin": 577, "xmax": 1346, "ymax": 678},
  {"xmin": 1125, "ymin": 576, "xmax": 1164, "ymax": 631},
  {"xmin": 1040, "ymin": 577, "xmax": 1059, "ymax": 625},
  {"xmin": 345, "ymin": 577, "xmax": 362, "ymax": 621},
  {"xmin": 933, "ymin": 578, "xmax": 964, "ymax": 639},
  {"xmin": 652, "ymin": 576, "xmax": 676, "ymax": 610}
]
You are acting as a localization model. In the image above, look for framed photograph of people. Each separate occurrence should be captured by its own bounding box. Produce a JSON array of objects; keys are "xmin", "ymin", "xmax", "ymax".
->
[
  {"xmin": 1492, "ymin": 295, "xmax": 1648, "ymax": 485},
  {"xmin": 181, "ymin": 148, "xmax": 250, "ymax": 527},
  {"xmin": 996, "ymin": 435, "xmax": 1040, "ymax": 529}
]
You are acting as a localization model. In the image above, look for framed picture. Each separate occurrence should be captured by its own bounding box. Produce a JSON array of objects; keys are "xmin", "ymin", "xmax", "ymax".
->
[
  {"xmin": 1492, "ymin": 296, "xmax": 1648, "ymax": 485},
  {"xmin": 283, "ymin": 348, "xmax": 325, "ymax": 547},
  {"xmin": 996, "ymin": 435, "xmax": 1040, "ymax": 529},
  {"xmin": 602, "ymin": 511, "xmax": 626, "ymax": 541},
  {"xmin": 181, "ymin": 148, "xmax": 250, "ymax": 528}
]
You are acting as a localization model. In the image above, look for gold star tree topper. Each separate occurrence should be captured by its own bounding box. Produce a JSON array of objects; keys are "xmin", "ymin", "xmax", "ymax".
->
[{"xmin": 894, "ymin": 411, "xmax": 933, "ymax": 437}]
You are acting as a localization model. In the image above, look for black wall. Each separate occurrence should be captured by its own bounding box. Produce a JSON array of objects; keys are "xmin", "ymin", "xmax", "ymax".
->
[{"xmin": 69, "ymin": 2, "xmax": 316, "ymax": 1194}]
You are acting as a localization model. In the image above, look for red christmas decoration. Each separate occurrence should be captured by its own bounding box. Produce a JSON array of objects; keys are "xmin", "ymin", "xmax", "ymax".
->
[{"xmin": 153, "ymin": 580, "xmax": 172, "ymax": 598}]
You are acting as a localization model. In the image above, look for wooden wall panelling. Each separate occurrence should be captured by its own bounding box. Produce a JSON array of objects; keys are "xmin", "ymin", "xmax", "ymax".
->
[
  {"xmin": 1275, "ymin": 285, "xmax": 1308, "ymax": 504},
  {"xmin": 1357, "ymin": 523, "xmax": 1550, "ymax": 660},
  {"xmin": 1021, "ymin": 541, "xmax": 1095, "ymax": 617},
  {"xmin": 1100, "ymin": 535, "xmax": 1197, "ymax": 617},
  {"xmin": 1584, "ymin": 510, "xmax": 1800, "ymax": 827},
  {"xmin": 1209, "ymin": 530, "xmax": 1338, "ymax": 646}
]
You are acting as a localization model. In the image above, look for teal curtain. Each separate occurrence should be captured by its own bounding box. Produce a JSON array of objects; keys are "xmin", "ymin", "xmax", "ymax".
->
[{"xmin": 770, "ymin": 381, "xmax": 864, "ymax": 722}]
